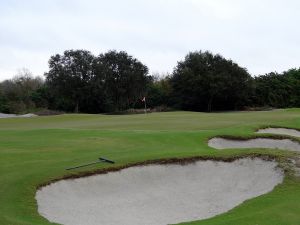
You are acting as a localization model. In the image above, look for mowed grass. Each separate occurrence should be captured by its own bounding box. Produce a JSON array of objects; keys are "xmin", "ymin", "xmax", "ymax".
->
[{"xmin": 0, "ymin": 109, "xmax": 300, "ymax": 225}]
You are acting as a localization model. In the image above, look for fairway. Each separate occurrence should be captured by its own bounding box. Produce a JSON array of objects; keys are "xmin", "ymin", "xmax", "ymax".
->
[{"xmin": 1, "ymin": 109, "xmax": 300, "ymax": 225}]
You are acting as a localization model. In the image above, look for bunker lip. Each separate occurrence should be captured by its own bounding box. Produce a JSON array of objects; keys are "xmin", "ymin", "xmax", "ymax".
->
[
  {"xmin": 207, "ymin": 126, "xmax": 300, "ymax": 148},
  {"xmin": 208, "ymin": 137, "xmax": 300, "ymax": 152},
  {"xmin": 256, "ymin": 127, "xmax": 300, "ymax": 138},
  {"xmin": 37, "ymin": 154, "xmax": 278, "ymax": 190},
  {"xmin": 208, "ymin": 134, "xmax": 300, "ymax": 141},
  {"xmin": 255, "ymin": 126, "xmax": 300, "ymax": 133}
]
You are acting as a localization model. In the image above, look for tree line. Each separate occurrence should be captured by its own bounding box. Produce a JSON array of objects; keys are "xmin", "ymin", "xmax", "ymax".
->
[{"xmin": 1, "ymin": 50, "xmax": 300, "ymax": 114}]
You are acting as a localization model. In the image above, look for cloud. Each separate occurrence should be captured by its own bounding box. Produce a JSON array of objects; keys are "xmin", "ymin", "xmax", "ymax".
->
[{"xmin": 0, "ymin": 0, "xmax": 299, "ymax": 80}]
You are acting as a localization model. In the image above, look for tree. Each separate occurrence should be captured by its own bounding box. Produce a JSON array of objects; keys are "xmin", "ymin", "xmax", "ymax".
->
[
  {"xmin": 285, "ymin": 68, "xmax": 300, "ymax": 106},
  {"xmin": 44, "ymin": 49, "xmax": 150, "ymax": 113},
  {"xmin": 45, "ymin": 50, "xmax": 95, "ymax": 112},
  {"xmin": 0, "ymin": 87, "xmax": 9, "ymax": 113},
  {"xmin": 170, "ymin": 51, "xmax": 252, "ymax": 112},
  {"xmin": 13, "ymin": 69, "xmax": 44, "ymax": 107},
  {"xmin": 0, "ymin": 69, "xmax": 43, "ymax": 113},
  {"xmin": 146, "ymin": 74, "xmax": 172, "ymax": 108},
  {"xmin": 253, "ymin": 68, "xmax": 300, "ymax": 108},
  {"xmin": 94, "ymin": 50, "xmax": 149, "ymax": 111}
]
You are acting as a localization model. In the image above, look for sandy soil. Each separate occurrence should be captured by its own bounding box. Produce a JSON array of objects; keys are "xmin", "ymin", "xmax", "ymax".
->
[
  {"xmin": 36, "ymin": 158, "xmax": 283, "ymax": 225},
  {"xmin": 208, "ymin": 137, "xmax": 300, "ymax": 151},
  {"xmin": 0, "ymin": 113, "xmax": 36, "ymax": 118},
  {"xmin": 257, "ymin": 128, "xmax": 300, "ymax": 137}
]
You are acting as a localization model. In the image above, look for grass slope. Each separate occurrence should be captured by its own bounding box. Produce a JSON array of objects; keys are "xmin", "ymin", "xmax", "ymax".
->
[{"xmin": 0, "ymin": 109, "xmax": 300, "ymax": 225}]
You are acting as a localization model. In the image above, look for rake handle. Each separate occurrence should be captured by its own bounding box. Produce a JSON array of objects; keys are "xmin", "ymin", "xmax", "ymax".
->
[{"xmin": 66, "ymin": 157, "xmax": 115, "ymax": 170}]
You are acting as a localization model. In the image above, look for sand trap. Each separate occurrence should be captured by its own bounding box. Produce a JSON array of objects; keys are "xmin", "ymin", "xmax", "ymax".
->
[
  {"xmin": 0, "ymin": 113, "xmax": 36, "ymax": 118},
  {"xmin": 209, "ymin": 137, "xmax": 300, "ymax": 151},
  {"xmin": 36, "ymin": 158, "xmax": 283, "ymax": 225},
  {"xmin": 257, "ymin": 128, "xmax": 300, "ymax": 138}
]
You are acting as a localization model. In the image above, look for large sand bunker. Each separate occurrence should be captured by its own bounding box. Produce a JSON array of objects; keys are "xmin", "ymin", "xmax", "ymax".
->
[
  {"xmin": 256, "ymin": 128, "xmax": 300, "ymax": 138},
  {"xmin": 36, "ymin": 158, "xmax": 283, "ymax": 225},
  {"xmin": 208, "ymin": 137, "xmax": 300, "ymax": 151}
]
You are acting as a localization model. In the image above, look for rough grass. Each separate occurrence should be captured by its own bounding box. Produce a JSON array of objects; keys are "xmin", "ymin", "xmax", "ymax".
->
[{"xmin": 0, "ymin": 109, "xmax": 300, "ymax": 225}]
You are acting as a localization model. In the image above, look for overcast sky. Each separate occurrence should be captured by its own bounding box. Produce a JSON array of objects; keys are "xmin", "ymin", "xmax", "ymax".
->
[{"xmin": 0, "ymin": 0, "xmax": 299, "ymax": 80}]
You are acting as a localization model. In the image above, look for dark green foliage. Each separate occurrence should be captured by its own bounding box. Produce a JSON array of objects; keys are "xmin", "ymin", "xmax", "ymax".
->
[
  {"xmin": 1, "ymin": 49, "xmax": 300, "ymax": 114},
  {"xmin": 253, "ymin": 69, "xmax": 300, "ymax": 108},
  {"xmin": 146, "ymin": 76, "xmax": 172, "ymax": 108},
  {"xmin": 45, "ymin": 50, "xmax": 95, "ymax": 112},
  {"xmin": 45, "ymin": 50, "xmax": 150, "ymax": 113},
  {"xmin": 94, "ymin": 50, "xmax": 149, "ymax": 111},
  {"xmin": 31, "ymin": 86, "xmax": 51, "ymax": 109},
  {"xmin": 169, "ymin": 51, "xmax": 252, "ymax": 111},
  {"xmin": 0, "ymin": 89, "xmax": 9, "ymax": 113}
]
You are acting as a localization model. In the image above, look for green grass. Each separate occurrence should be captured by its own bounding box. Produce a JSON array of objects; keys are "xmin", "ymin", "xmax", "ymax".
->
[{"xmin": 0, "ymin": 109, "xmax": 300, "ymax": 225}]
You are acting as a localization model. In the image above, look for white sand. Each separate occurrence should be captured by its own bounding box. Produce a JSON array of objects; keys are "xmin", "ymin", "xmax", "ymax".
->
[
  {"xmin": 36, "ymin": 158, "xmax": 283, "ymax": 225},
  {"xmin": 208, "ymin": 137, "xmax": 300, "ymax": 151},
  {"xmin": 0, "ymin": 113, "xmax": 36, "ymax": 118},
  {"xmin": 257, "ymin": 128, "xmax": 300, "ymax": 138}
]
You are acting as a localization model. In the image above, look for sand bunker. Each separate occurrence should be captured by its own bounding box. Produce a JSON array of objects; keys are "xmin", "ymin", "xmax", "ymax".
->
[
  {"xmin": 257, "ymin": 128, "xmax": 300, "ymax": 138},
  {"xmin": 209, "ymin": 137, "xmax": 300, "ymax": 151},
  {"xmin": 0, "ymin": 113, "xmax": 36, "ymax": 118},
  {"xmin": 36, "ymin": 158, "xmax": 283, "ymax": 225}
]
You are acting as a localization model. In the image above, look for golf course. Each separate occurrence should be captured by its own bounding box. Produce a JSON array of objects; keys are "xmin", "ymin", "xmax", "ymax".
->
[{"xmin": 1, "ymin": 109, "xmax": 300, "ymax": 225}]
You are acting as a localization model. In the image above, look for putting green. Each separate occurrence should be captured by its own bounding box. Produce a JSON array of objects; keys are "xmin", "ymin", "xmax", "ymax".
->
[{"xmin": 0, "ymin": 109, "xmax": 300, "ymax": 225}]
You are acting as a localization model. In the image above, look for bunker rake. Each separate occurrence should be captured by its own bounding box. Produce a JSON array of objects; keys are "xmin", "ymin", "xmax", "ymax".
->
[{"xmin": 66, "ymin": 157, "xmax": 115, "ymax": 170}]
